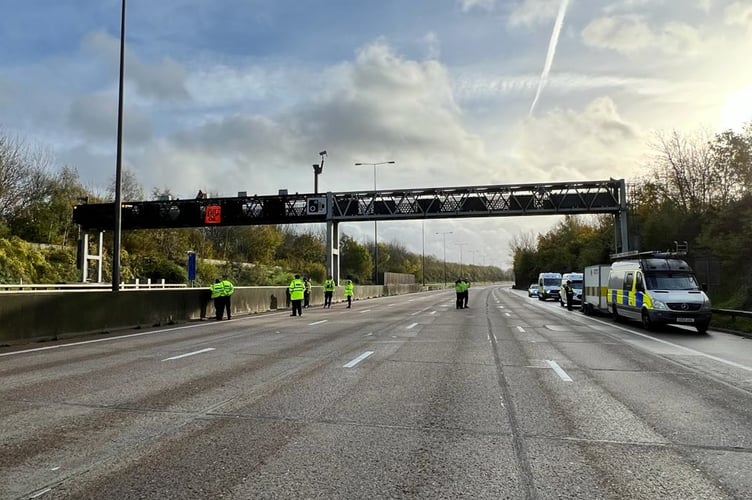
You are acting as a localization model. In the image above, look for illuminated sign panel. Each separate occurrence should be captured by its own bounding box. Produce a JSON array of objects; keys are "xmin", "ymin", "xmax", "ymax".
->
[{"xmin": 205, "ymin": 205, "xmax": 222, "ymax": 224}]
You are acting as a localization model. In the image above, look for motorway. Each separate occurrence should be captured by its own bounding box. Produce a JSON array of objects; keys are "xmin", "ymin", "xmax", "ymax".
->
[{"xmin": 1, "ymin": 286, "xmax": 751, "ymax": 499}]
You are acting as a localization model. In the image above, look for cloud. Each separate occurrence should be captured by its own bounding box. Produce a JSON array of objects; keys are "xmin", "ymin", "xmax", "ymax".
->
[
  {"xmin": 513, "ymin": 96, "xmax": 644, "ymax": 181},
  {"xmin": 68, "ymin": 94, "xmax": 153, "ymax": 144},
  {"xmin": 725, "ymin": 2, "xmax": 752, "ymax": 31},
  {"xmin": 82, "ymin": 31, "xmax": 190, "ymax": 101},
  {"xmin": 458, "ymin": 0, "xmax": 497, "ymax": 12},
  {"xmin": 581, "ymin": 15, "xmax": 703, "ymax": 57},
  {"xmin": 508, "ymin": 0, "xmax": 562, "ymax": 27}
]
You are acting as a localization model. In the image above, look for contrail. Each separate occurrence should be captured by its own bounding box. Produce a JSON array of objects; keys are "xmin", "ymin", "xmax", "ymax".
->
[{"xmin": 529, "ymin": 0, "xmax": 570, "ymax": 115}]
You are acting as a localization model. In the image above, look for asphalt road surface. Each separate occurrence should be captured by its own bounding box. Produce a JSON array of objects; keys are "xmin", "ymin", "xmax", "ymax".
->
[{"xmin": 2, "ymin": 286, "xmax": 751, "ymax": 499}]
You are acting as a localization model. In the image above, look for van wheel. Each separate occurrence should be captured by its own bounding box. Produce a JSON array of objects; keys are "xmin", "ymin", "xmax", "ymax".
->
[
  {"xmin": 612, "ymin": 305, "xmax": 621, "ymax": 322},
  {"xmin": 696, "ymin": 321, "xmax": 710, "ymax": 334},
  {"xmin": 641, "ymin": 310, "xmax": 654, "ymax": 331}
]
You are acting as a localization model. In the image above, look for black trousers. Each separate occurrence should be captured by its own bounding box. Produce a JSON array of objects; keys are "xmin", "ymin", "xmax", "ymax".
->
[
  {"xmin": 304, "ymin": 291, "xmax": 310, "ymax": 308},
  {"xmin": 456, "ymin": 293, "xmax": 463, "ymax": 309},
  {"xmin": 291, "ymin": 299, "xmax": 302, "ymax": 316},
  {"xmin": 324, "ymin": 291, "xmax": 333, "ymax": 307},
  {"xmin": 462, "ymin": 291, "xmax": 469, "ymax": 308},
  {"xmin": 214, "ymin": 298, "xmax": 222, "ymax": 319},
  {"xmin": 346, "ymin": 296, "xmax": 352, "ymax": 308}
]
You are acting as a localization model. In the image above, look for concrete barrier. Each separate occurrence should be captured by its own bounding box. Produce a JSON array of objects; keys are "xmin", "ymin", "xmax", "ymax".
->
[{"xmin": 0, "ymin": 284, "xmax": 422, "ymax": 345}]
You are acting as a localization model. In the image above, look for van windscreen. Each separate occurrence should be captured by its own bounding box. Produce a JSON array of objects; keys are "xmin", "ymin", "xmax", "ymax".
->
[
  {"xmin": 644, "ymin": 272, "xmax": 699, "ymax": 290},
  {"xmin": 542, "ymin": 278, "xmax": 559, "ymax": 286}
]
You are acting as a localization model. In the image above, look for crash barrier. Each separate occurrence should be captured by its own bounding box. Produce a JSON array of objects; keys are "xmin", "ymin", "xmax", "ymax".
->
[
  {"xmin": 0, "ymin": 284, "xmax": 422, "ymax": 345},
  {"xmin": 712, "ymin": 308, "xmax": 752, "ymax": 325},
  {"xmin": 0, "ymin": 279, "xmax": 185, "ymax": 291}
]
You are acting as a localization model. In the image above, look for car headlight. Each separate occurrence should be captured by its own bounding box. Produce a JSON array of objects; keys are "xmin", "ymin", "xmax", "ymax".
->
[
  {"xmin": 702, "ymin": 297, "xmax": 712, "ymax": 311},
  {"xmin": 652, "ymin": 298, "xmax": 668, "ymax": 310}
]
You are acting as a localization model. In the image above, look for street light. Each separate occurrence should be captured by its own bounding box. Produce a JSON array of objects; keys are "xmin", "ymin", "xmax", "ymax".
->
[
  {"xmin": 456, "ymin": 242, "xmax": 468, "ymax": 278},
  {"xmin": 435, "ymin": 231, "xmax": 453, "ymax": 288},
  {"xmin": 112, "ymin": 0, "xmax": 127, "ymax": 292},
  {"xmin": 354, "ymin": 160, "xmax": 395, "ymax": 285}
]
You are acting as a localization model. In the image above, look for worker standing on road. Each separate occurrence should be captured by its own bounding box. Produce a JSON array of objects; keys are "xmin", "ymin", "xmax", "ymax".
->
[
  {"xmin": 303, "ymin": 276, "xmax": 311, "ymax": 308},
  {"xmin": 289, "ymin": 274, "xmax": 305, "ymax": 317},
  {"xmin": 323, "ymin": 276, "xmax": 336, "ymax": 308},
  {"xmin": 462, "ymin": 277, "xmax": 470, "ymax": 308},
  {"xmin": 563, "ymin": 279, "xmax": 574, "ymax": 311},
  {"xmin": 344, "ymin": 278, "xmax": 354, "ymax": 308},
  {"xmin": 220, "ymin": 274, "xmax": 234, "ymax": 320},
  {"xmin": 211, "ymin": 278, "xmax": 223, "ymax": 320},
  {"xmin": 454, "ymin": 278, "xmax": 463, "ymax": 309}
]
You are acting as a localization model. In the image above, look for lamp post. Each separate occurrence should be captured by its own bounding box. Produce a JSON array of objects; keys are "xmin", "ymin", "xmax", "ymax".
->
[
  {"xmin": 112, "ymin": 0, "xmax": 127, "ymax": 292},
  {"xmin": 456, "ymin": 242, "xmax": 468, "ymax": 278},
  {"xmin": 435, "ymin": 231, "xmax": 453, "ymax": 288},
  {"xmin": 354, "ymin": 160, "xmax": 395, "ymax": 284}
]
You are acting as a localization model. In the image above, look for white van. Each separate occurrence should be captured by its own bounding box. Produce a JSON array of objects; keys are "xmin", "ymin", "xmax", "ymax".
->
[
  {"xmin": 559, "ymin": 272, "xmax": 583, "ymax": 308},
  {"xmin": 537, "ymin": 272, "xmax": 561, "ymax": 301},
  {"xmin": 607, "ymin": 252, "xmax": 712, "ymax": 333}
]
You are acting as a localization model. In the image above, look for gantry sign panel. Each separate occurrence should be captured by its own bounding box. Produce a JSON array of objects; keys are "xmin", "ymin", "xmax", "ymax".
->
[{"xmin": 72, "ymin": 179, "xmax": 625, "ymax": 230}]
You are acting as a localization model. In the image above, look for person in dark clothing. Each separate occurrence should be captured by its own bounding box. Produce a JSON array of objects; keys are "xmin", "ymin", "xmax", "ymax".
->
[
  {"xmin": 289, "ymin": 274, "xmax": 305, "ymax": 317},
  {"xmin": 564, "ymin": 279, "xmax": 574, "ymax": 311}
]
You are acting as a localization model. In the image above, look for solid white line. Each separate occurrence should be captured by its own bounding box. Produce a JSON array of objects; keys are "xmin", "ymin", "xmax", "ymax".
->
[
  {"xmin": 546, "ymin": 360, "xmax": 573, "ymax": 382},
  {"xmin": 359, "ymin": 309, "xmax": 371, "ymax": 314},
  {"xmin": 162, "ymin": 348, "xmax": 215, "ymax": 361},
  {"xmin": 308, "ymin": 320, "xmax": 328, "ymax": 325},
  {"xmin": 406, "ymin": 322, "xmax": 419, "ymax": 329},
  {"xmin": 0, "ymin": 321, "xmax": 212, "ymax": 357},
  {"xmin": 517, "ymin": 326, "xmax": 526, "ymax": 333},
  {"xmin": 588, "ymin": 317, "xmax": 752, "ymax": 373},
  {"xmin": 343, "ymin": 351, "xmax": 374, "ymax": 368},
  {"xmin": 30, "ymin": 488, "xmax": 52, "ymax": 499}
]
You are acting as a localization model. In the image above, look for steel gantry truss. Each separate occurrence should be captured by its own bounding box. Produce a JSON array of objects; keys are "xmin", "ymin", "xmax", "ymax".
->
[{"xmin": 73, "ymin": 179, "xmax": 628, "ymax": 283}]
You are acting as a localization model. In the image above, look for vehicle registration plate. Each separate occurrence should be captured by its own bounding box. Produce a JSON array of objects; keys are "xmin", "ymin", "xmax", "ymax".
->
[{"xmin": 676, "ymin": 317, "xmax": 694, "ymax": 323}]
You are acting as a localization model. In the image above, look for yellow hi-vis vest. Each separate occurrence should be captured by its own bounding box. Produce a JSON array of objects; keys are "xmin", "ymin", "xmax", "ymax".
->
[
  {"xmin": 289, "ymin": 279, "xmax": 305, "ymax": 300},
  {"xmin": 210, "ymin": 282, "xmax": 222, "ymax": 299},
  {"xmin": 344, "ymin": 281, "xmax": 354, "ymax": 297},
  {"xmin": 324, "ymin": 279, "xmax": 335, "ymax": 291}
]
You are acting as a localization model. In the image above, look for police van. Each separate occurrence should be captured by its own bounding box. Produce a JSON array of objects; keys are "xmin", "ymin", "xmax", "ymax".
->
[
  {"xmin": 537, "ymin": 272, "xmax": 562, "ymax": 301},
  {"xmin": 607, "ymin": 251, "xmax": 712, "ymax": 333},
  {"xmin": 559, "ymin": 272, "xmax": 583, "ymax": 308}
]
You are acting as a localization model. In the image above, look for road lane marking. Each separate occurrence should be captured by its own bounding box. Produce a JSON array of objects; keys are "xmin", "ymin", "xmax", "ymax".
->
[
  {"xmin": 30, "ymin": 488, "xmax": 52, "ymax": 499},
  {"xmin": 505, "ymin": 312, "xmax": 511, "ymax": 317},
  {"xmin": 406, "ymin": 322, "xmax": 418, "ymax": 329},
  {"xmin": 586, "ymin": 317, "xmax": 752, "ymax": 373},
  {"xmin": 517, "ymin": 326, "xmax": 526, "ymax": 333},
  {"xmin": 343, "ymin": 351, "xmax": 374, "ymax": 368},
  {"xmin": 308, "ymin": 320, "xmax": 328, "ymax": 325},
  {"xmin": 162, "ymin": 348, "xmax": 215, "ymax": 361},
  {"xmin": 359, "ymin": 309, "xmax": 372, "ymax": 314},
  {"xmin": 498, "ymin": 306, "xmax": 505, "ymax": 309},
  {"xmin": 546, "ymin": 360, "xmax": 573, "ymax": 382},
  {"xmin": 429, "ymin": 311, "xmax": 437, "ymax": 315}
]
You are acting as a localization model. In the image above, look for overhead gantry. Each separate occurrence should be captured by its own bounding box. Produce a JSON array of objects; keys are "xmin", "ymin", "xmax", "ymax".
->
[{"xmin": 73, "ymin": 179, "xmax": 628, "ymax": 284}]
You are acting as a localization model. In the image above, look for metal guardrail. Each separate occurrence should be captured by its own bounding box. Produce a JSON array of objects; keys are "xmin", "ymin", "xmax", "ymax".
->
[
  {"xmin": 712, "ymin": 308, "xmax": 752, "ymax": 321},
  {"xmin": 0, "ymin": 281, "xmax": 187, "ymax": 292}
]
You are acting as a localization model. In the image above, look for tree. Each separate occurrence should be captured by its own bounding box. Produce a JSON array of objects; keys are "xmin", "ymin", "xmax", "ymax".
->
[{"xmin": 339, "ymin": 234, "xmax": 372, "ymax": 284}]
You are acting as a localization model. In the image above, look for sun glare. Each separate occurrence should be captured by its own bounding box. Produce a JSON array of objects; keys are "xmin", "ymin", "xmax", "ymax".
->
[{"xmin": 719, "ymin": 85, "xmax": 752, "ymax": 132}]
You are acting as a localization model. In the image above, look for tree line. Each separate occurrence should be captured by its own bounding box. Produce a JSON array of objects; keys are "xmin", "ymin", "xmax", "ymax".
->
[
  {"xmin": 511, "ymin": 123, "xmax": 752, "ymax": 310},
  {"xmin": 0, "ymin": 127, "xmax": 509, "ymax": 286}
]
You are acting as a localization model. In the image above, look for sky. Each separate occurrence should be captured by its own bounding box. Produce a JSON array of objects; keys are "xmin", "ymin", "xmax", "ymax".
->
[{"xmin": 1, "ymin": 0, "xmax": 751, "ymax": 270}]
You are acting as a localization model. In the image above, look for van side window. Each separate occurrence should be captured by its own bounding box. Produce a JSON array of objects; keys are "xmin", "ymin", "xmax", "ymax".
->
[
  {"xmin": 635, "ymin": 273, "xmax": 644, "ymax": 292},
  {"xmin": 624, "ymin": 272, "xmax": 633, "ymax": 292}
]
